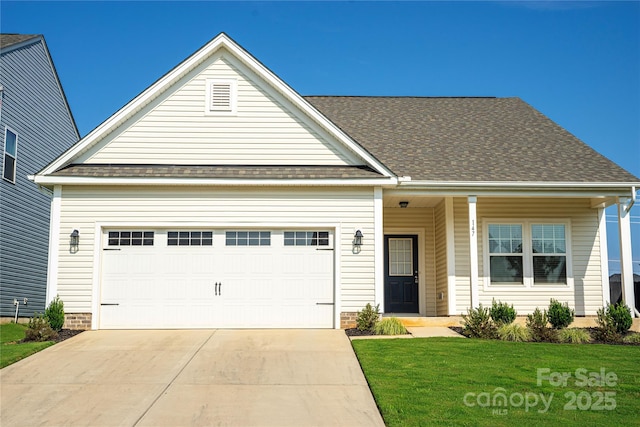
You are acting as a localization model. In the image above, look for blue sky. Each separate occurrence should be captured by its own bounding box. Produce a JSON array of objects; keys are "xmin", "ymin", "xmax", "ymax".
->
[{"xmin": 2, "ymin": 1, "xmax": 639, "ymax": 272}]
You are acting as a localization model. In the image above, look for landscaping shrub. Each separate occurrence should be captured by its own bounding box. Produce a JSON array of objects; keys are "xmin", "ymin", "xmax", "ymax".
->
[
  {"xmin": 490, "ymin": 299, "xmax": 516, "ymax": 325},
  {"xmin": 45, "ymin": 295, "xmax": 65, "ymax": 331},
  {"xmin": 608, "ymin": 303, "xmax": 633, "ymax": 333},
  {"xmin": 356, "ymin": 303, "xmax": 380, "ymax": 331},
  {"xmin": 497, "ymin": 323, "xmax": 530, "ymax": 342},
  {"xmin": 526, "ymin": 308, "xmax": 557, "ymax": 342},
  {"xmin": 24, "ymin": 314, "xmax": 58, "ymax": 342},
  {"xmin": 594, "ymin": 306, "xmax": 621, "ymax": 343},
  {"xmin": 461, "ymin": 304, "xmax": 497, "ymax": 339},
  {"xmin": 373, "ymin": 317, "xmax": 407, "ymax": 335},
  {"xmin": 558, "ymin": 328, "xmax": 591, "ymax": 344},
  {"xmin": 623, "ymin": 333, "xmax": 640, "ymax": 344},
  {"xmin": 547, "ymin": 299, "xmax": 574, "ymax": 329},
  {"xmin": 595, "ymin": 303, "xmax": 632, "ymax": 342}
]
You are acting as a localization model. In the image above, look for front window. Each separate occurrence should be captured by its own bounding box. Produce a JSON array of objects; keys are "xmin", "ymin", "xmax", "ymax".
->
[
  {"xmin": 485, "ymin": 220, "xmax": 570, "ymax": 287},
  {"xmin": 3, "ymin": 128, "xmax": 17, "ymax": 183},
  {"xmin": 488, "ymin": 224, "xmax": 523, "ymax": 284},
  {"xmin": 531, "ymin": 224, "xmax": 567, "ymax": 284}
]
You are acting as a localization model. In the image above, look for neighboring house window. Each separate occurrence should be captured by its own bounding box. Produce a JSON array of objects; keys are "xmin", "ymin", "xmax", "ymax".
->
[
  {"xmin": 108, "ymin": 231, "xmax": 154, "ymax": 246},
  {"xmin": 225, "ymin": 231, "xmax": 270, "ymax": 246},
  {"xmin": 206, "ymin": 79, "xmax": 237, "ymax": 114},
  {"xmin": 284, "ymin": 231, "xmax": 330, "ymax": 247},
  {"xmin": 3, "ymin": 127, "xmax": 18, "ymax": 183},
  {"xmin": 484, "ymin": 220, "xmax": 570, "ymax": 287},
  {"xmin": 168, "ymin": 231, "xmax": 213, "ymax": 246}
]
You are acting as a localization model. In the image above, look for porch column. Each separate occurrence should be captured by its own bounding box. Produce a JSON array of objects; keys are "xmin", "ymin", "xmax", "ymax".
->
[
  {"xmin": 468, "ymin": 196, "xmax": 479, "ymax": 308},
  {"xmin": 374, "ymin": 187, "xmax": 384, "ymax": 311},
  {"xmin": 617, "ymin": 197, "xmax": 637, "ymax": 316}
]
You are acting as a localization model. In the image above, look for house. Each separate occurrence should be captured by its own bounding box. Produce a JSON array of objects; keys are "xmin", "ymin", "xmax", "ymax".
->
[
  {"xmin": 1, "ymin": 34, "xmax": 79, "ymax": 320},
  {"xmin": 31, "ymin": 33, "xmax": 638, "ymax": 330}
]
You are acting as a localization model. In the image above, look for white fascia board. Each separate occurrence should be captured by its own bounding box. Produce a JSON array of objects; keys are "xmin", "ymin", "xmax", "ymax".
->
[
  {"xmin": 39, "ymin": 33, "xmax": 393, "ymax": 179},
  {"xmin": 33, "ymin": 175, "xmax": 398, "ymax": 187},
  {"xmin": 388, "ymin": 181, "xmax": 639, "ymax": 198}
]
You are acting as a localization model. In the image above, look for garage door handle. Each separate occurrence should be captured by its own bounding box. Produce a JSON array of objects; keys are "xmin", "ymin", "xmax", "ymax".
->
[
  {"xmin": 316, "ymin": 302, "xmax": 334, "ymax": 305},
  {"xmin": 215, "ymin": 282, "xmax": 222, "ymax": 296},
  {"xmin": 101, "ymin": 303, "xmax": 119, "ymax": 306}
]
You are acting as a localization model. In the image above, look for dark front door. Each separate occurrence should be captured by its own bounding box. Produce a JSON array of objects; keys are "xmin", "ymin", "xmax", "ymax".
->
[{"xmin": 384, "ymin": 235, "xmax": 419, "ymax": 313}]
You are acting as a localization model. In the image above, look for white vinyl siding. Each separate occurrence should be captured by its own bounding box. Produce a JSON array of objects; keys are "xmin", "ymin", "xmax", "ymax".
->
[
  {"xmin": 75, "ymin": 53, "xmax": 361, "ymax": 166},
  {"xmin": 56, "ymin": 186, "xmax": 375, "ymax": 314},
  {"xmin": 452, "ymin": 197, "xmax": 603, "ymax": 316},
  {"xmin": 383, "ymin": 206, "xmax": 437, "ymax": 316},
  {"xmin": 433, "ymin": 199, "xmax": 448, "ymax": 316}
]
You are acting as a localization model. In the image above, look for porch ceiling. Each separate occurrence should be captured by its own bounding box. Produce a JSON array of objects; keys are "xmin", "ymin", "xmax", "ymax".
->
[{"xmin": 383, "ymin": 195, "xmax": 444, "ymax": 208}]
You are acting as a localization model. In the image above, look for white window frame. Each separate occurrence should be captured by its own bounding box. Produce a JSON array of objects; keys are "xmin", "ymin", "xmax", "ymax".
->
[
  {"xmin": 205, "ymin": 78, "xmax": 237, "ymax": 115},
  {"xmin": 482, "ymin": 218, "xmax": 573, "ymax": 289},
  {"xmin": 3, "ymin": 127, "xmax": 18, "ymax": 183}
]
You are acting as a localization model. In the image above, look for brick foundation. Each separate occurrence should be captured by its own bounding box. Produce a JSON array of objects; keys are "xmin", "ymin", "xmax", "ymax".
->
[
  {"xmin": 64, "ymin": 313, "xmax": 92, "ymax": 330},
  {"xmin": 340, "ymin": 312, "xmax": 358, "ymax": 329}
]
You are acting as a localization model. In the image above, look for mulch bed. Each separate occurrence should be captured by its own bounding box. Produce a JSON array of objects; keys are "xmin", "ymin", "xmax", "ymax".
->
[
  {"xmin": 345, "ymin": 328, "xmax": 377, "ymax": 336},
  {"xmin": 54, "ymin": 329, "xmax": 84, "ymax": 343},
  {"xmin": 448, "ymin": 326, "xmax": 640, "ymax": 345}
]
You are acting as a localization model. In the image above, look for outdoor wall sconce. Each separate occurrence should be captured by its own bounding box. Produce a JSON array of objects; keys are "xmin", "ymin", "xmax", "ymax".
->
[
  {"xmin": 399, "ymin": 201, "xmax": 409, "ymax": 208},
  {"xmin": 70, "ymin": 229, "xmax": 79, "ymax": 252},
  {"xmin": 353, "ymin": 230, "xmax": 363, "ymax": 247}
]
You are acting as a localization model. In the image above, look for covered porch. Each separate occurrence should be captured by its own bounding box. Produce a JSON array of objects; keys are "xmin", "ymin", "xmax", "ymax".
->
[{"xmin": 376, "ymin": 188, "xmax": 637, "ymax": 319}]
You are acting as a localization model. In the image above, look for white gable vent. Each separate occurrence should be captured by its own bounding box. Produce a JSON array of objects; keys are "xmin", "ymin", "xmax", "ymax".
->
[{"xmin": 206, "ymin": 79, "xmax": 237, "ymax": 114}]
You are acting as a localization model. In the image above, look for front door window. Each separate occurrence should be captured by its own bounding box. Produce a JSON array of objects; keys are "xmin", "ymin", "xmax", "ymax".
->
[{"xmin": 389, "ymin": 238, "xmax": 413, "ymax": 275}]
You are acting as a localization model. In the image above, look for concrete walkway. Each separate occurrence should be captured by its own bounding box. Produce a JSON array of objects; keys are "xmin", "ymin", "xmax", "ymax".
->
[{"xmin": 0, "ymin": 330, "xmax": 384, "ymax": 427}]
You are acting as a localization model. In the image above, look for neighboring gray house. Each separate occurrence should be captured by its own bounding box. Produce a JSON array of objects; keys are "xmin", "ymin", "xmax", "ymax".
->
[{"xmin": 0, "ymin": 34, "xmax": 79, "ymax": 319}]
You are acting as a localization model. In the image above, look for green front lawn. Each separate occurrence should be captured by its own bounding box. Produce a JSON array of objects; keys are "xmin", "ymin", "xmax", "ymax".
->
[
  {"xmin": 352, "ymin": 338, "xmax": 640, "ymax": 426},
  {"xmin": 0, "ymin": 323, "xmax": 54, "ymax": 369}
]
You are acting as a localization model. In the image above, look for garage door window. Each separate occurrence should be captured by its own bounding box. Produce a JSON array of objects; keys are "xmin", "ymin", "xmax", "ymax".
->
[
  {"xmin": 284, "ymin": 231, "xmax": 330, "ymax": 246},
  {"xmin": 168, "ymin": 231, "xmax": 213, "ymax": 246},
  {"xmin": 226, "ymin": 231, "xmax": 271, "ymax": 246},
  {"xmin": 108, "ymin": 231, "xmax": 154, "ymax": 246}
]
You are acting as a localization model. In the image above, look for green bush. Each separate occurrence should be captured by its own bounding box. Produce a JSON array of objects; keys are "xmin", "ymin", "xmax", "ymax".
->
[
  {"xmin": 497, "ymin": 323, "xmax": 530, "ymax": 342},
  {"xmin": 24, "ymin": 314, "xmax": 58, "ymax": 342},
  {"xmin": 608, "ymin": 303, "xmax": 633, "ymax": 333},
  {"xmin": 461, "ymin": 304, "xmax": 497, "ymax": 339},
  {"xmin": 558, "ymin": 328, "xmax": 591, "ymax": 344},
  {"xmin": 622, "ymin": 333, "xmax": 640, "ymax": 344},
  {"xmin": 45, "ymin": 295, "xmax": 65, "ymax": 331},
  {"xmin": 547, "ymin": 299, "xmax": 574, "ymax": 329},
  {"xmin": 490, "ymin": 299, "xmax": 516, "ymax": 325},
  {"xmin": 373, "ymin": 317, "xmax": 407, "ymax": 335},
  {"xmin": 594, "ymin": 306, "xmax": 621, "ymax": 343},
  {"xmin": 356, "ymin": 303, "xmax": 380, "ymax": 331},
  {"xmin": 526, "ymin": 308, "xmax": 557, "ymax": 342}
]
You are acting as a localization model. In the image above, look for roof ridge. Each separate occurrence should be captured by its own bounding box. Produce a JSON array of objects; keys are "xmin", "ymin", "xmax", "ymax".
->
[{"xmin": 303, "ymin": 95, "xmax": 501, "ymax": 99}]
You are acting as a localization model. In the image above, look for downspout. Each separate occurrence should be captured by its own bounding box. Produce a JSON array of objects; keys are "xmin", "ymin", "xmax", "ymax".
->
[{"xmin": 624, "ymin": 186, "xmax": 636, "ymax": 214}]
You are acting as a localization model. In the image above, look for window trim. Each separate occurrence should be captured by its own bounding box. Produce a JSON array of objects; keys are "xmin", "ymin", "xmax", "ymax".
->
[
  {"xmin": 205, "ymin": 78, "xmax": 237, "ymax": 115},
  {"xmin": 482, "ymin": 218, "xmax": 573, "ymax": 289},
  {"xmin": 3, "ymin": 127, "xmax": 18, "ymax": 184}
]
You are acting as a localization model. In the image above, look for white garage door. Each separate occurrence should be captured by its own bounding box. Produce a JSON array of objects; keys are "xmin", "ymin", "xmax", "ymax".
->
[{"xmin": 99, "ymin": 229, "xmax": 334, "ymax": 329}]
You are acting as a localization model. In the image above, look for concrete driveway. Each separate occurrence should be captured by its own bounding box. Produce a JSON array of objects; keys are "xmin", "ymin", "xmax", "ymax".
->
[{"xmin": 0, "ymin": 329, "xmax": 384, "ymax": 427}]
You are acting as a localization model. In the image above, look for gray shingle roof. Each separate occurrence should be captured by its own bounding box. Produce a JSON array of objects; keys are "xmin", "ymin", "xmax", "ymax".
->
[
  {"xmin": 51, "ymin": 164, "xmax": 383, "ymax": 179},
  {"xmin": 0, "ymin": 34, "xmax": 39, "ymax": 50},
  {"xmin": 305, "ymin": 96, "xmax": 638, "ymax": 183}
]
